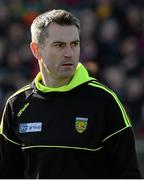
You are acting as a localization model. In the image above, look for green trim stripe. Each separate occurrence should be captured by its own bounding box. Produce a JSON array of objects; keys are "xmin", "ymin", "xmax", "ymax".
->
[
  {"xmin": 0, "ymin": 85, "xmax": 31, "ymax": 134},
  {"xmin": 88, "ymin": 82, "xmax": 131, "ymax": 127},
  {"xmin": 0, "ymin": 133, "xmax": 103, "ymax": 151},
  {"xmin": 92, "ymin": 81, "xmax": 131, "ymax": 126},
  {"xmin": 0, "ymin": 104, "xmax": 7, "ymax": 134},
  {"xmin": 7, "ymin": 85, "xmax": 31, "ymax": 101},
  {"xmin": 22, "ymin": 145, "xmax": 103, "ymax": 151},
  {"xmin": 102, "ymin": 126, "xmax": 130, "ymax": 142},
  {"xmin": 1, "ymin": 133, "xmax": 20, "ymax": 145}
]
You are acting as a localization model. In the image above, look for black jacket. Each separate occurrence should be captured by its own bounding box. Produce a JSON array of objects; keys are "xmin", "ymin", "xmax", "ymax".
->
[{"xmin": 0, "ymin": 63, "xmax": 142, "ymax": 178}]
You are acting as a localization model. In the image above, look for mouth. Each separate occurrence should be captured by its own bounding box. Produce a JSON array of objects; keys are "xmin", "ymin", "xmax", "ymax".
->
[{"xmin": 61, "ymin": 63, "xmax": 74, "ymax": 67}]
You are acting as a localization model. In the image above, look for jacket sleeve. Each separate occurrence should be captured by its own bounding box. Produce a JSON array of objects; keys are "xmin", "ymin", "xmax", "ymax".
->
[
  {"xmin": 103, "ymin": 127, "xmax": 142, "ymax": 178},
  {"xmin": 103, "ymin": 94, "xmax": 142, "ymax": 178},
  {"xmin": 0, "ymin": 101, "xmax": 25, "ymax": 178}
]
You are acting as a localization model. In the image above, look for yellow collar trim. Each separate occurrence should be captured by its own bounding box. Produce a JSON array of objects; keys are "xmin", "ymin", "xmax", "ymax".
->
[{"xmin": 34, "ymin": 63, "xmax": 95, "ymax": 92}]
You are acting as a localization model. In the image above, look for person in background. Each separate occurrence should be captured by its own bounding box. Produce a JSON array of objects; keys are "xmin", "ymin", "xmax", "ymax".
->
[{"xmin": 0, "ymin": 9, "xmax": 142, "ymax": 178}]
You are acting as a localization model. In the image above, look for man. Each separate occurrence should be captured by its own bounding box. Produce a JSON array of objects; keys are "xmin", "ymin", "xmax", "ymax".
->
[{"xmin": 0, "ymin": 9, "xmax": 142, "ymax": 178}]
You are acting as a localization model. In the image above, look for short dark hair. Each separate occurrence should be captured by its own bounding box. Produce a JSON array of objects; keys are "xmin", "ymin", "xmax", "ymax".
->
[{"xmin": 31, "ymin": 9, "xmax": 80, "ymax": 46}]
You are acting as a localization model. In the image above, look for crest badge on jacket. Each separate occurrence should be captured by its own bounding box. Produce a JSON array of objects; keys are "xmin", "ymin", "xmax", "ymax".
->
[{"xmin": 75, "ymin": 117, "xmax": 88, "ymax": 133}]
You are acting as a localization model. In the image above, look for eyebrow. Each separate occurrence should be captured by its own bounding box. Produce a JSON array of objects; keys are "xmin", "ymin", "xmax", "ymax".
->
[{"xmin": 52, "ymin": 40, "xmax": 80, "ymax": 44}]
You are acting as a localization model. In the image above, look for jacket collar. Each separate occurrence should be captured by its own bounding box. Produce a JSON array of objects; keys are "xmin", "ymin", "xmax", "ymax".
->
[{"xmin": 34, "ymin": 63, "xmax": 95, "ymax": 93}]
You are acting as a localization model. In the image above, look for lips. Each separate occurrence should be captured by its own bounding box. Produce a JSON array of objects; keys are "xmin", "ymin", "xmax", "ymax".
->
[{"xmin": 61, "ymin": 62, "xmax": 73, "ymax": 66}]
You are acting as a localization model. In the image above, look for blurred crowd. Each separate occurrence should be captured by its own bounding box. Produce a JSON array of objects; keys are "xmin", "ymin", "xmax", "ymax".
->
[{"xmin": 0, "ymin": 0, "xmax": 144, "ymax": 137}]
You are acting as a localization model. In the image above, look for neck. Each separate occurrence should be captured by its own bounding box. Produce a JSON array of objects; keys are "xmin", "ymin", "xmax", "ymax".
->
[
  {"xmin": 38, "ymin": 58, "xmax": 73, "ymax": 88},
  {"xmin": 41, "ymin": 73, "xmax": 72, "ymax": 88}
]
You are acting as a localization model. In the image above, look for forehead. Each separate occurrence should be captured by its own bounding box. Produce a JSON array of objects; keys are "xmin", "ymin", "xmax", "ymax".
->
[{"xmin": 46, "ymin": 23, "xmax": 80, "ymax": 42}]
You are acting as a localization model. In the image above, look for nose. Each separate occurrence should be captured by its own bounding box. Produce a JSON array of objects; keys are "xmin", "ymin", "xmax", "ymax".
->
[{"xmin": 64, "ymin": 46, "xmax": 73, "ymax": 58}]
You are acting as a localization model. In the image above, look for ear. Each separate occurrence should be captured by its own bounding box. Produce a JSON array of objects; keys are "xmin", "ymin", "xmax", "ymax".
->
[{"xmin": 30, "ymin": 42, "xmax": 41, "ymax": 60}]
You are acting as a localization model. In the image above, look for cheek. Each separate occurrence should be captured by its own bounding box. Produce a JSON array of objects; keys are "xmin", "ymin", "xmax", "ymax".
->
[
  {"xmin": 43, "ymin": 50, "xmax": 59, "ymax": 63},
  {"xmin": 75, "ymin": 48, "xmax": 80, "ymax": 57},
  {"xmin": 48, "ymin": 49, "xmax": 62, "ymax": 59},
  {"xmin": 46, "ymin": 54, "xmax": 62, "ymax": 71}
]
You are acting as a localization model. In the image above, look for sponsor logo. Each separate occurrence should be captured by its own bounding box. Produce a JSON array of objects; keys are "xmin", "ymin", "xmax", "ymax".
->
[
  {"xmin": 19, "ymin": 122, "xmax": 42, "ymax": 133},
  {"xmin": 17, "ymin": 103, "xmax": 30, "ymax": 117},
  {"xmin": 75, "ymin": 117, "xmax": 88, "ymax": 133}
]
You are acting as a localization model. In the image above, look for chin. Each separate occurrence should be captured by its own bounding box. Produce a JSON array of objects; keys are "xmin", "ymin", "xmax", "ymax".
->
[{"xmin": 60, "ymin": 71, "xmax": 74, "ymax": 80}]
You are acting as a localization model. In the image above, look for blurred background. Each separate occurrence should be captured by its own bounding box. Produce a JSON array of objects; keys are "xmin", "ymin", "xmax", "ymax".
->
[{"xmin": 0, "ymin": 0, "xmax": 143, "ymax": 176}]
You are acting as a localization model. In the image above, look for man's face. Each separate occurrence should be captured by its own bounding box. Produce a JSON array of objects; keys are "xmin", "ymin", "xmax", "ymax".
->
[{"xmin": 40, "ymin": 23, "xmax": 80, "ymax": 80}]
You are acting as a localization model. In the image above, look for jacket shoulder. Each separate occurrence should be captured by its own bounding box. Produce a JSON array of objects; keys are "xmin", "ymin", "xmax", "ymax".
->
[
  {"xmin": 88, "ymin": 80, "xmax": 131, "ymax": 128},
  {"xmin": 7, "ymin": 84, "xmax": 33, "ymax": 104},
  {"xmin": 87, "ymin": 80, "xmax": 115, "ymax": 97}
]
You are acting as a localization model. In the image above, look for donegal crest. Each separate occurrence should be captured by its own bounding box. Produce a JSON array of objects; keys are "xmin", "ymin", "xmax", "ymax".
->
[{"xmin": 75, "ymin": 117, "xmax": 88, "ymax": 133}]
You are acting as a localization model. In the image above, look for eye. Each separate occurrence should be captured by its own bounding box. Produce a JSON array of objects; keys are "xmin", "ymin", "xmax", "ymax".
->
[
  {"xmin": 54, "ymin": 43, "xmax": 65, "ymax": 48},
  {"xmin": 71, "ymin": 41, "xmax": 80, "ymax": 47}
]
